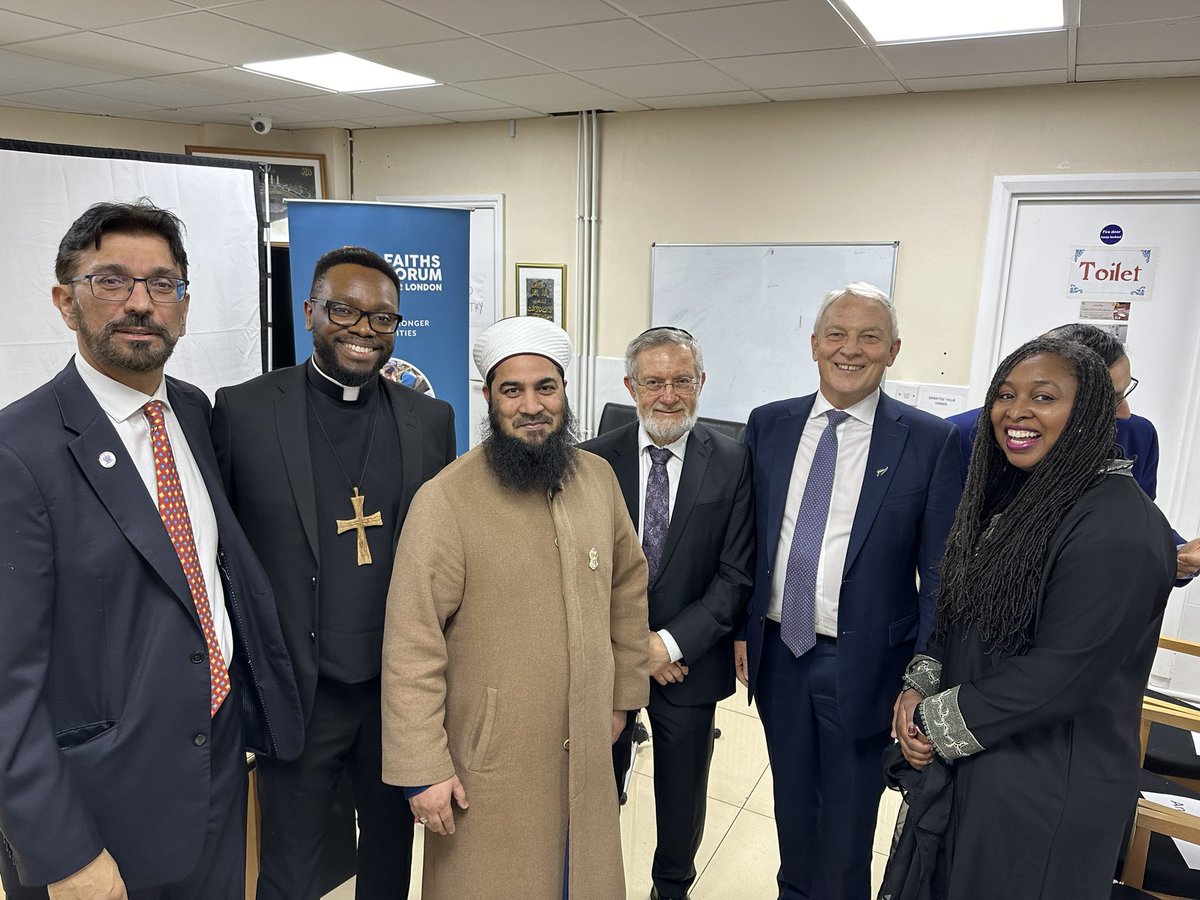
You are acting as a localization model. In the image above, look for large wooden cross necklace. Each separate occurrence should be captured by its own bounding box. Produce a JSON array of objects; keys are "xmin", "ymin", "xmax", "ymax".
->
[{"xmin": 308, "ymin": 390, "xmax": 384, "ymax": 566}]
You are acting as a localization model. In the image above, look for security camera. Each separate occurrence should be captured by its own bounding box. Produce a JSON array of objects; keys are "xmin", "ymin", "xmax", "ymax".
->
[{"xmin": 251, "ymin": 115, "xmax": 272, "ymax": 135}]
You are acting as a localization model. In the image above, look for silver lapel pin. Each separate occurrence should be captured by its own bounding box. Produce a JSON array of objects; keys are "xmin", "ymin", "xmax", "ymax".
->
[{"xmin": 876, "ymin": 466, "xmax": 889, "ymax": 477}]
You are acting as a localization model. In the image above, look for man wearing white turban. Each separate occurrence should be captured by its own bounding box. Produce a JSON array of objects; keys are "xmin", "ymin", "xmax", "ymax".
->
[{"xmin": 380, "ymin": 317, "xmax": 650, "ymax": 899}]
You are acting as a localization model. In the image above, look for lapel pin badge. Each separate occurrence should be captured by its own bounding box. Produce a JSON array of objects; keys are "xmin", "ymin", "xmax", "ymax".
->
[
  {"xmin": 98, "ymin": 450, "xmax": 117, "ymax": 469},
  {"xmin": 588, "ymin": 548, "xmax": 599, "ymax": 570},
  {"xmin": 876, "ymin": 466, "xmax": 889, "ymax": 477}
]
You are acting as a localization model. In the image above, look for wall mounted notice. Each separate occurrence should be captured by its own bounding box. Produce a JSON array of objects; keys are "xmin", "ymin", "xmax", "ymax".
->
[{"xmin": 1069, "ymin": 247, "xmax": 1156, "ymax": 300}]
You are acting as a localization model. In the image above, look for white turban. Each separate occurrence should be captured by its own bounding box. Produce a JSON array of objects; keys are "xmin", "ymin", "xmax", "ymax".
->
[{"xmin": 473, "ymin": 316, "xmax": 573, "ymax": 381}]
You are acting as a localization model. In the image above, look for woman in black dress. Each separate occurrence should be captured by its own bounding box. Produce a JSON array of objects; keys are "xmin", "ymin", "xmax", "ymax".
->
[{"xmin": 892, "ymin": 336, "xmax": 1177, "ymax": 899}]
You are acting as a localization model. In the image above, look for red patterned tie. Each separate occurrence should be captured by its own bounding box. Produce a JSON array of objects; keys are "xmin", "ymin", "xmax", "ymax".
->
[{"xmin": 144, "ymin": 400, "xmax": 230, "ymax": 716}]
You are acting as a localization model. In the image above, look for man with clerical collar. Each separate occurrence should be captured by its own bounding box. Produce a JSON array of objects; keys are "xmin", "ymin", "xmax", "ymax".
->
[
  {"xmin": 380, "ymin": 316, "xmax": 650, "ymax": 900},
  {"xmin": 212, "ymin": 246, "xmax": 456, "ymax": 900},
  {"xmin": 0, "ymin": 199, "xmax": 303, "ymax": 898}
]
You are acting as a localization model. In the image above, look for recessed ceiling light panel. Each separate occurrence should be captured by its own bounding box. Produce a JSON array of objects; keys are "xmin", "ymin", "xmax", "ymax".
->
[
  {"xmin": 243, "ymin": 52, "xmax": 436, "ymax": 92},
  {"xmin": 845, "ymin": 0, "xmax": 1063, "ymax": 43}
]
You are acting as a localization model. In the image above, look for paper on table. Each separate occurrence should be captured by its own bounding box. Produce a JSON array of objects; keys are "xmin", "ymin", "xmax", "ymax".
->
[{"xmin": 1141, "ymin": 791, "xmax": 1200, "ymax": 869}]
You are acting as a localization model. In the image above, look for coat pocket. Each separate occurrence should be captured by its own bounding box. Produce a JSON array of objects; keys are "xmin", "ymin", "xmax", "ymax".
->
[
  {"xmin": 56, "ymin": 720, "xmax": 118, "ymax": 750},
  {"xmin": 466, "ymin": 686, "xmax": 499, "ymax": 773}
]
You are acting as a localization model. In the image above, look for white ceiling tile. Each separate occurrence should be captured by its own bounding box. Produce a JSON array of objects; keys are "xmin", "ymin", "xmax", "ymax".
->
[
  {"xmin": 346, "ymin": 111, "xmax": 457, "ymax": 126},
  {"xmin": 363, "ymin": 84, "xmax": 514, "ymax": 112},
  {"xmin": 438, "ymin": 106, "xmax": 543, "ymax": 121},
  {"xmin": 645, "ymin": 0, "xmax": 863, "ymax": 57},
  {"xmin": 9, "ymin": 33, "xmax": 224, "ymax": 77},
  {"xmin": 907, "ymin": 70, "xmax": 1067, "ymax": 92},
  {"xmin": 456, "ymin": 72, "xmax": 649, "ymax": 112},
  {"xmin": 619, "ymin": 0, "xmax": 768, "ymax": 13},
  {"xmin": 489, "ymin": 20, "xmax": 694, "ymax": 70},
  {"xmin": 102, "ymin": 11, "xmax": 327, "ymax": 66},
  {"xmin": 573, "ymin": 61, "xmax": 743, "ymax": 96},
  {"xmin": 149, "ymin": 67, "xmax": 330, "ymax": 101},
  {"xmin": 761, "ymin": 81, "xmax": 905, "ymax": 101},
  {"xmin": 0, "ymin": 0, "xmax": 186, "ymax": 28},
  {"xmin": 363, "ymin": 38, "xmax": 553, "ymax": 82},
  {"xmin": 117, "ymin": 106, "xmax": 239, "ymax": 124},
  {"xmin": 1079, "ymin": 0, "xmax": 1200, "ymax": 27},
  {"xmin": 386, "ymin": 0, "xmax": 622, "ymax": 36},
  {"xmin": 0, "ymin": 10, "xmax": 76, "ymax": 44},
  {"xmin": 714, "ymin": 47, "xmax": 893, "ymax": 89},
  {"xmin": 0, "ymin": 48, "xmax": 132, "ymax": 93},
  {"xmin": 71, "ymin": 77, "xmax": 243, "ymax": 108},
  {"xmin": 1076, "ymin": 60, "xmax": 1200, "ymax": 80},
  {"xmin": 639, "ymin": 90, "xmax": 769, "ymax": 108},
  {"xmin": 2, "ymin": 87, "xmax": 160, "ymax": 115},
  {"xmin": 213, "ymin": 0, "xmax": 465, "ymax": 51},
  {"xmin": 178, "ymin": 99, "xmax": 329, "ymax": 125},
  {"xmin": 878, "ymin": 31, "xmax": 1066, "ymax": 80},
  {"xmin": 271, "ymin": 93, "xmax": 404, "ymax": 118},
  {"xmin": 1077, "ymin": 20, "xmax": 1200, "ymax": 64}
]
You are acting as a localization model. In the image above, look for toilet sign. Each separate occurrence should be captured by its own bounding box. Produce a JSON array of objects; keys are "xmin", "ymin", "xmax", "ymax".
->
[{"xmin": 1068, "ymin": 246, "xmax": 1156, "ymax": 301}]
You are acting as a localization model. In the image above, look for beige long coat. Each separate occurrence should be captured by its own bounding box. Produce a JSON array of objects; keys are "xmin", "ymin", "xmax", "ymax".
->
[{"xmin": 381, "ymin": 447, "xmax": 650, "ymax": 899}]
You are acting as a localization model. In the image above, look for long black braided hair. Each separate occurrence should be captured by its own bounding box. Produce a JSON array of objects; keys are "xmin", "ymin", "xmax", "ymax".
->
[{"xmin": 933, "ymin": 337, "xmax": 1119, "ymax": 655}]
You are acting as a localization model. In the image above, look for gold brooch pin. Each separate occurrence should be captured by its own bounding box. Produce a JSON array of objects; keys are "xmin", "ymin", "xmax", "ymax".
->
[{"xmin": 588, "ymin": 548, "xmax": 598, "ymax": 570}]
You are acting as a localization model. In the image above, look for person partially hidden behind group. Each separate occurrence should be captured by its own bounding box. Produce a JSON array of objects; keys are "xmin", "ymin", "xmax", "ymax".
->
[
  {"xmin": 948, "ymin": 322, "xmax": 1199, "ymax": 583},
  {"xmin": 890, "ymin": 336, "xmax": 1177, "ymax": 899}
]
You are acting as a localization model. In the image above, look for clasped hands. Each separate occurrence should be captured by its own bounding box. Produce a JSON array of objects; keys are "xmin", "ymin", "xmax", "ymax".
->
[
  {"xmin": 892, "ymin": 687, "xmax": 935, "ymax": 770},
  {"xmin": 649, "ymin": 630, "xmax": 688, "ymax": 685}
]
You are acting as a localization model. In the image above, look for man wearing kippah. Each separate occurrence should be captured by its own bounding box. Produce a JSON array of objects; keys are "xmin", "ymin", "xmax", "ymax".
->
[{"xmin": 380, "ymin": 316, "xmax": 650, "ymax": 899}]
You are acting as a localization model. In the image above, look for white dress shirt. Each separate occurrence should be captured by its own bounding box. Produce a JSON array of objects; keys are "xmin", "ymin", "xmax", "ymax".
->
[
  {"xmin": 637, "ymin": 425, "xmax": 689, "ymax": 663},
  {"xmin": 767, "ymin": 389, "xmax": 879, "ymax": 637},
  {"xmin": 74, "ymin": 355, "xmax": 233, "ymax": 662}
]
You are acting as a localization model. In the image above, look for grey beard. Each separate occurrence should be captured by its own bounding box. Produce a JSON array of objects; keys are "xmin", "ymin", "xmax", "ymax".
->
[{"xmin": 638, "ymin": 407, "xmax": 697, "ymax": 445}]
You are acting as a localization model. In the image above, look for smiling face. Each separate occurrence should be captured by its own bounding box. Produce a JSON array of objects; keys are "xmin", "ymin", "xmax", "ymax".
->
[
  {"xmin": 51, "ymin": 231, "xmax": 190, "ymax": 394},
  {"xmin": 624, "ymin": 342, "xmax": 705, "ymax": 446},
  {"xmin": 304, "ymin": 263, "xmax": 399, "ymax": 386},
  {"xmin": 990, "ymin": 352, "xmax": 1078, "ymax": 471},
  {"xmin": 483, "ymin": 354, "xmax": 566, "ymax": 444},
  {"xmin": 811, "ymin": 294, "xmax": 901, "ymax": 409}
]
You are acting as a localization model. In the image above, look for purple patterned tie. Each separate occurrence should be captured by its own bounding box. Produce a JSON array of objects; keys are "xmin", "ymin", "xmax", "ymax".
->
[
  {"xmin": 780, "ymin": 409, "xmax": 849, "ymax": 657},
  {"xmin": 643, "ymin": 446, "xmax": 673, "ymax": 580}
]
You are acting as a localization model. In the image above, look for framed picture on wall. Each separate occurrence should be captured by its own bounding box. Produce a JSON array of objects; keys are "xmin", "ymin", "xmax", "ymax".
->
[
  {"xmin": 185, "ymin": 146, "xmax": 327, "ymax": 244},
  {"xmin": 516, "ymin": 263, "xmax": 566, "ymax": 326}
]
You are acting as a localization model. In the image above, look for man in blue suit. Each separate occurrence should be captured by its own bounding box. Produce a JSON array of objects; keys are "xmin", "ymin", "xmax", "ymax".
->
[
  {"xmin": 0, "ymin": 200, "xmax": 304, "ymax": 898},
  {"xmin": 948, "ymin": 323, "xmax": 1199, "ymax": 583},
  {"xmin": 735, "ymin": 283, "xmax": 961, "ymax": 899}
]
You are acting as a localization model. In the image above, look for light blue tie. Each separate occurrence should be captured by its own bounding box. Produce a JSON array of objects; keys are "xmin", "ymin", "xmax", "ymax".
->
[{"xmin": 780, "ymin": 409, "xmax": 849, "ymax": 657}]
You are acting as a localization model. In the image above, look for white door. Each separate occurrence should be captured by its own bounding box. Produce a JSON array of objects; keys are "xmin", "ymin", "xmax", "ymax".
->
[{"xmin": 973, "ymin": 175, "xmax": 1200, "ymax": 693}]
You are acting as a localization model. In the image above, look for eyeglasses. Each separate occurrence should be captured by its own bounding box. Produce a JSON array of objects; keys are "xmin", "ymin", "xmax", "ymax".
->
[
  {"xmin": 1120, "ymin": 377, "xmax": 1139, "ymax": 400},
  {"xmin": 313, "ymin": 299, "xmax": 403, "ymax": 334},
  {"xmin": 634, "ymin": 377, "xmax": 700, "ymax": 396},
  {"xmin": 67, "ymin": 273, "xmax": 188, "ymax": 303}
]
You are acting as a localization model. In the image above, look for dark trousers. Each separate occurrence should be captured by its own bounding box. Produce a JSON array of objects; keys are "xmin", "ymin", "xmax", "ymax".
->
[
  {"xmin": 756, "ymin": 624, "xmax": 889, "ymax": 900},
  {"xmin": 613, "ymin": 699, "xmax": 718, "ymax": 897},
  {"xmin": 0, "ymin": 677, "xmax": 246, "ymax": 900},
  {"xmin": 255, "ymin": 675, "xmax": 413, "ymax": 900}
]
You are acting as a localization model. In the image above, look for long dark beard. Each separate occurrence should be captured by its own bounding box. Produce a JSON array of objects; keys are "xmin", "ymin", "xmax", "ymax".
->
[{"xmin": 482, "ymin": 397, "xmax": 578, "ymax": 493}]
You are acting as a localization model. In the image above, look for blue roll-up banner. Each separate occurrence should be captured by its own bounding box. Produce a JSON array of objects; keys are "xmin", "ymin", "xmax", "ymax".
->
[{"xmin": 287, "ymin": 200, "xmax": 471, "ymax": 451}]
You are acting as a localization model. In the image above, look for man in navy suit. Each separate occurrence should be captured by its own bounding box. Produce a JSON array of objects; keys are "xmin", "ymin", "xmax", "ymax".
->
[
  {"xmin": 0, "ymin": 200, "xmax": 303, "ymax": 899},
  {"xmin": 582, "ymin": 327, "xmax": 754, "ymax": 900},
  {"xmin": 735, "ymin": 283, "xmax": 961, "ymax": 899},
  {"xmin": 948, "ymin": 323, "xmax": 1199, "ymax": 583}
]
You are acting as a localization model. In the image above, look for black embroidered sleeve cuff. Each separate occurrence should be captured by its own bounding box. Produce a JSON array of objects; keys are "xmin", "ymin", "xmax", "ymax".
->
[
  {"xmin": 903, "ymin": 654, "xmax": 942, "ymax": 698},
  {"xmin": 918, "ymin": 686, "xmax": 985, "ymax": 761}
]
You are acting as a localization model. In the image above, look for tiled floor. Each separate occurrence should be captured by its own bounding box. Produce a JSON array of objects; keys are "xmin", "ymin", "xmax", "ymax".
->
[{"xmin": 324, "ymin": 681, "xmax": 903, "ymax": 899}]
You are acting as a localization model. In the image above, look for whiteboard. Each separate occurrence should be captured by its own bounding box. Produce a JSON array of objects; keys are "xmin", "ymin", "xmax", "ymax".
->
[{"xmin": 651, "ymin": 242, "xmax": 898, "ymax": 423}]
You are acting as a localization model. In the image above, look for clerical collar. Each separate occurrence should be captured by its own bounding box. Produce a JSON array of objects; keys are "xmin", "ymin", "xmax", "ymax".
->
[{"xmin": 307, "ymin": 357, "xmax": 378, "ymax": 403}]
